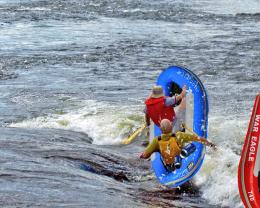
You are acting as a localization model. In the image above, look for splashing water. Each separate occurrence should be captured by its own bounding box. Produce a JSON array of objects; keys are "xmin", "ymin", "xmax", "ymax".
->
[{"xmin": 10, "ymin": 100, "xmax": 144, "ymax": 145}]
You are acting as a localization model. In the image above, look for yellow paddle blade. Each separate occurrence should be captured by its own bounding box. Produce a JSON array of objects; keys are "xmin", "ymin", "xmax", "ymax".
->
[{"xmin": 121, "ymin": 124, "xmax": 146, "ymax": 145}]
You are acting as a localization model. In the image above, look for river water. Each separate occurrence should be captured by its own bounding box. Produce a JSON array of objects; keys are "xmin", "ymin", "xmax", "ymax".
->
[{"xmin": 0, "ymin": 0, "xmax": 260, "ymax": 207}]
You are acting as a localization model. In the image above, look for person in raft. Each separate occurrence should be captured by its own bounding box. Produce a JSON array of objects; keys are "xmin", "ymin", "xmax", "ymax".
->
[
  {"xmin": 144, "ymin": 85, "xmax": 187, "ymax": 128},
  {"xmin": 140, "ymin": 119, "xmax": 216, "ymax": 171}
]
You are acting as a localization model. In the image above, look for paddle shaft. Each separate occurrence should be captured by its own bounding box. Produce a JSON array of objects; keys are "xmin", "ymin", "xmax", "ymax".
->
[{"xmin": 121, "ymin": 124, "xmax": 146, "ymax": 145}]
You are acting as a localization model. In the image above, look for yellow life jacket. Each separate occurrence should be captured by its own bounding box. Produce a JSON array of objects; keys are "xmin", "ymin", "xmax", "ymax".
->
[{"xmin": 158, "ymin": 134, "xmax": 181, "ymax": 165}]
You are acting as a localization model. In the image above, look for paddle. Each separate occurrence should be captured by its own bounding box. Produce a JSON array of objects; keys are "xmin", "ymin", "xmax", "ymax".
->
[{"xmin": 121, "ymin": 124, "xmax": 146, "ymax": 145}]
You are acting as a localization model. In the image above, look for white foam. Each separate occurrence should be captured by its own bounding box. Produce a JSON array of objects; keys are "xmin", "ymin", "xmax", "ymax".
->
[
  {"xmin": 17, "ymin": 7, "xmax": 51, "ymax": 11},
  {"xmin": 194, "ymin": 115, "xmax": 248, "ymax": 207},
  {"xmin": 195, "ymin": 149, "xmax": 242, "ymax": 207},
  {"xmin": 10, "ymin": 99, "xmax": 248, "ymax": 207},
  {"xmin": 10, "ymin": 100, "xmax": 144, "ymax": 145}
]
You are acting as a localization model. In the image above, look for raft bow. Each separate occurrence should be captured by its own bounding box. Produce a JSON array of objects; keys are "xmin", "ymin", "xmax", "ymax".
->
[
  {"xmin": 149, "ymin": 66, "xmax": 209, "ymax": 187},
  {"xmin": 238, "ymin": 94, "xmax": 260, "ymax": 208}
]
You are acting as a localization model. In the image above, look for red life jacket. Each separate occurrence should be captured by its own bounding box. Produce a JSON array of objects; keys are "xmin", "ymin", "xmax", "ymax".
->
[{"xmin": 145, "ymin": 96, "xmax": 175, "ymax": 126}]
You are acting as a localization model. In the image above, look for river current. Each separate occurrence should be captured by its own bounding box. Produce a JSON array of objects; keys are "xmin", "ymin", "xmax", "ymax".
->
[{"xmin": 0, "ymin": 0, "xmax": 260, "ymax": 207}]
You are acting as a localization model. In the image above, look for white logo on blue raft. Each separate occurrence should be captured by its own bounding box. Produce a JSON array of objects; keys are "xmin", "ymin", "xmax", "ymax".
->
[
  {"xmin": 177, "ymin": 70, "xmax": 199, "ymax": 92},
  {"xmin": 187, "ymin": 162, "xmax": 194, "ymax": 171}
]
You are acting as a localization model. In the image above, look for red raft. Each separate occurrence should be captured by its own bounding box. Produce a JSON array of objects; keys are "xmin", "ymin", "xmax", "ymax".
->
[{"xmin": 238, "ymin": 94, "xmax": 260, "ymax": 208}]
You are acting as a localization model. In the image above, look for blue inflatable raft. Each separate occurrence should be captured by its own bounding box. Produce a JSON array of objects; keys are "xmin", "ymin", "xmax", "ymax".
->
[{"xmin": 149, "ymin": 66, "xmax": 209, "ymax": 188}]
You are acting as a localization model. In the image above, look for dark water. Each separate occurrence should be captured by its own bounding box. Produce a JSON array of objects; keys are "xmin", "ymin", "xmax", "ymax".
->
[{"xmin": 0, "ymin": 0, "xmax": 260, "ymax": 207}]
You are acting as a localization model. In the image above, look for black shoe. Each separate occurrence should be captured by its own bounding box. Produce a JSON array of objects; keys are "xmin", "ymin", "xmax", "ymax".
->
[
  {"xmin": 166, "ymin": 164, "xmax": 175, "ymax": 172},
  {"xmin": 174, "ymin": 155, "xmax": 182, "ymax": 169},
  {"xmin": 180, "ymin": 143, "xmax": 196, "ymax": 158}
]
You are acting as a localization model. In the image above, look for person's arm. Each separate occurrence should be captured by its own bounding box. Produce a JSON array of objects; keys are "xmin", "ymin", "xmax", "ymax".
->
[
  {"xmin": 176, "ymin": 132, "xmax": 216, "ymax": 149},
  {"xmin": 175, "ymin": 85, "xmax": 187, "ymax": 103},
  {"xmin": 143, "ymin": 106, "xmax": 151, "ymax": 127},
  {"xmin": 165, "ymin": 85, "xmax": 187, "ymax": 107},
  {"xmin": 194, "ymin": 136, "xmax": 216, "ymax": 149},
  {"xmin": 140, "ymin": 138, "xmax": 159, "ymax": 159},
  {"xmin": 145, "ymin": 112, "xmax": 150, "ymax": 127}
]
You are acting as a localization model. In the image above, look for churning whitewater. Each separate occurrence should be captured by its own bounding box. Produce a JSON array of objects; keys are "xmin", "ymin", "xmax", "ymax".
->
[{"xmin": 0, "ymin": 0, "xmax": 260, "ymax": 207}]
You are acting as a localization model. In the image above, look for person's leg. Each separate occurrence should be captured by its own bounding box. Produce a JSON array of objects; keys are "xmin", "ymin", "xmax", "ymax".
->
[
  {"xmin": 174, "ymin": 155, "xmax": 182, "ymax": 169},
  {"xmin": 160, "ymin": 155, "xmax": 175, "ymax": 172},
  {"xmin": 173, "ymin": 98, "xmax": 186, "ymax": 133}
]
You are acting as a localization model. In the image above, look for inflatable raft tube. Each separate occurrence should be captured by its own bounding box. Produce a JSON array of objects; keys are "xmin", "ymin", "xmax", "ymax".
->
[
  {"xmin": 149, "ymin": 66, "xmax": 209, "ymax": 188},
  {"xmin": 238, "ymin": 94, "xmax": 260, "ymax": 208}
]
